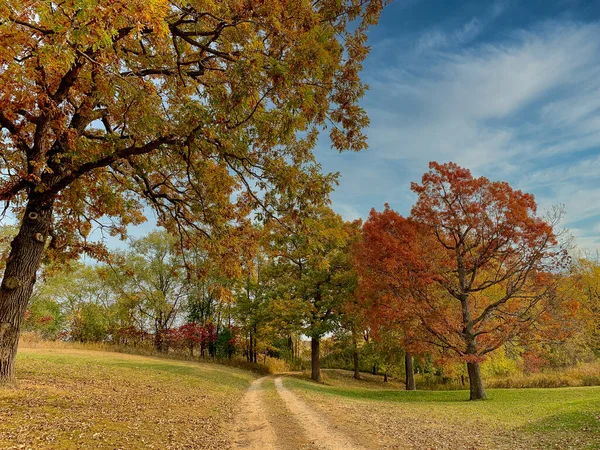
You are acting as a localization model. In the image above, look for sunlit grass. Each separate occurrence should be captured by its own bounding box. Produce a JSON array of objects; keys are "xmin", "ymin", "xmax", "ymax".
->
[
  {"xmin": 0, "ymin": 347, "xmax": 256, "ymax": 449},
  {"xmin": 286, "ymin": 370, "xmax": 600, "ymax": 449}
]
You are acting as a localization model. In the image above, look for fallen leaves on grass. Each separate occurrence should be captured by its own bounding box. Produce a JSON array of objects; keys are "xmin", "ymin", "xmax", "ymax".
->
[{"xmin": 0, "ymin": 348, "xmax": 254, "ymax": 450}]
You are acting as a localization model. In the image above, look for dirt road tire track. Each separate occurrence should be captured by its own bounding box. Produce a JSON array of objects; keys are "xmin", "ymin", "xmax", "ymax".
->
[
  {"xmin": 231, "ymin": 376, "xmax": 278, "ymax": 450},
  {"xmin": 274, "ymin": 377, "xmax": 363, "ymax": 450},
  {"xmin": 232, "ymin": 376, "xmax": 363, "ymax": 450}
]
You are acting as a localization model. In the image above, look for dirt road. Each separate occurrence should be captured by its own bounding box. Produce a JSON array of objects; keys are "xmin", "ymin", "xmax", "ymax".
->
[
  {"xmin": 231, "ymin": 376, "xmax": 363, "ymax": 450},
  {"xmin": 231, "ymin": 377, "xmax": 279, "ymax": 450}
]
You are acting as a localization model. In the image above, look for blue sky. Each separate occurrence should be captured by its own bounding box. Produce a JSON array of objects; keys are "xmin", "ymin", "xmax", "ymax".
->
[{"xmin": 316, "ymin": 0, "xmax": 600, "ymax": 250}]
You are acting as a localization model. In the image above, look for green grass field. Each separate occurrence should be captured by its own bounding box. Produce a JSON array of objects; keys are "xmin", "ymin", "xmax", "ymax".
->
[{"xmin": 286, "ymin": 369, "xmax": 600, "ymax": 449}]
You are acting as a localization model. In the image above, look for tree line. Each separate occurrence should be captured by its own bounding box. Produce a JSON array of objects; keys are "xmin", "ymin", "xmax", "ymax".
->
[{"xmin": 19, "ymin": 162, "xmax": 600, "ymax": 400}]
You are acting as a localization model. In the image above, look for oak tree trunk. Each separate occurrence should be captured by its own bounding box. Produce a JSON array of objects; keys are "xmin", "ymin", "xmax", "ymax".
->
[
  {"xmin": 353, "ymin": 347, "xmax": 360, "ymax": 380},
  {"xmin": 405, "ymin": 351, "xmax": 416, "ymax": 391},
  {"xmin": 352, "ymin": 330, "xmax": 360, "ymax": 380},
  {"xmin": 460, "ymin": 290, "xmax": 486, "ymax": 400},
  {"xmin": 467, "ymin": 361, "xmax": 487, "ymax": 400},
  {"xmin": 250, "ymin": 327, "xmax": 257, "ymax": 363},
  {"xmin": 311, "ymin": 336, "xmax": 321, "ymax": 382},
  {"xmin": 0, "ymin": 198, "xmax": 54, "ymax": 383}
]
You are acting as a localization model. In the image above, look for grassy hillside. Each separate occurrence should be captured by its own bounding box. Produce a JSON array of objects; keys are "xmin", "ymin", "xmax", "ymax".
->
[
  {"xmin": 0, "ymin": 347, "xmax": 256, "ymax": 449},
  {"xmin": 286, "ymin": 369, "xmax": 600, "ymax": 449}
]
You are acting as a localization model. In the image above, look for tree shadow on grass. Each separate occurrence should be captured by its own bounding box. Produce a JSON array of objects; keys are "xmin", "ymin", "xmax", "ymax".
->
[
  {"xmin": 522, "ymin": 409, "xmax": 600, "ymax": 433},
  {"xmin": 518, "ymin": 410, "xmax": 600, "ymax": 450}
]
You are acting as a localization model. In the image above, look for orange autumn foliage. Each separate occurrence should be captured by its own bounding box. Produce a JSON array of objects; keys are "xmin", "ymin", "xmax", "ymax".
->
[
  {"xmin": 352, "ymin": 205, "xmax": 428, "ymax": 354},
  {"xmin": 354, "ymin": 162, "xmax": 574, "ymax": 399}
]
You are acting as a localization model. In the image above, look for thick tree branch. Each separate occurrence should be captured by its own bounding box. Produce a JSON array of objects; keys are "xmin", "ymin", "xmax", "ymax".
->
[{"xmin": 42, "ymin": 136, "xmax": 179, "ymax": 201}]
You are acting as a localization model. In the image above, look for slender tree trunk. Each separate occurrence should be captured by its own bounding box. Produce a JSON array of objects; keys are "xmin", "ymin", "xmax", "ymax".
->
[
  {"xmin": 467, "ymin": 361, "xmax": 487, "ymax": 400},
  {"xmin": 353, "ymin": 348, "xmax": 360, "ymax": 380},
  {"xmin": 288, "ymin": 335, "xmax": 294, "ymax": 362},
  {"xmin": 251, "ymin": 327, "xmax": 257, "ymax": 363},
  {"xmin": 154, "ymin": 326, "xmax": 163, "ymax": 352},
  {"xmin": 0, "ymin": 198, "xmax": 54, "ymax": 383},
  {"xmin": 405, "ymin": 352, "xmax": 416, "ymax": 391},
  {"xmin": 352, "ymin": 330, "xmax": 360, "ymax": 380},
  {"xmin": 208, "ymin": 336, "xmax": 215, "ymax": 358},
  {"xmin": 311, "ymin": 336, "xmax": 321, "ymax": 382},
  {"xmin": 248, "ymin": 332, "xmax": 253, "ymax": 362}
]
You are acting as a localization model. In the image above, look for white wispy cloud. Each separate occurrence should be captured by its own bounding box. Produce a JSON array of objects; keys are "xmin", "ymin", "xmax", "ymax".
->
[
  {"xmin": 367, "ymin": 21, "xmax": 600, "ymax": 164},
  {"xmin": 415, "ymin": 1, "xmax": 508, "ymax": 53},
  {"xmin": 320, "ymin": 17, "xmax": 600, "ymax": 250},
  {"xmin": 416, "ymin": 17, "xmax": 483, "ymax": 53}
]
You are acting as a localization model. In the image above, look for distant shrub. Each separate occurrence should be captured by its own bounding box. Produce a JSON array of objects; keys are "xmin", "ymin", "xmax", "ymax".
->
[
  {"xmin": 414, "ymin": 373, "xmax": 465, "ymax": 391},
  {"xmin": 19, "ymin": 331, "xmax": 42, "ymax": 346},
  {"xmin": 487, "ymin": 362, "xmax": 600, "ymax": 389},
  {"xmin": 265, "ymin": 357, "xmax": 290, "ymax": 374},
  {"xmin": 411, "ymin": 360, "xmax": 600, "ymax": 390},
  {"xmin": 481, "ymin": 351, "xmax": 520, "ymax": 378}
]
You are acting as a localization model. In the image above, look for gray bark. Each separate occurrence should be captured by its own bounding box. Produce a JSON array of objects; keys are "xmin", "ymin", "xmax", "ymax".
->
[
  {"xmin": 0, "ymin": 197, "xmax": 53, "ymax": 382},
  {"xmin": 405, "ymin": 352, "xmax": 416, "ymax": 391}
]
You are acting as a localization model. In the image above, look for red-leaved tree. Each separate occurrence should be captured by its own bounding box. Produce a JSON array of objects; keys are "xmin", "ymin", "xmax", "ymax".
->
[
  {"xmin": 355, "ymin": 163, "xmax": 570, "ymax": 400},
  {"xmin": 353, "ymin": 206, "xmax": 424, "ymax": 391},
  {"xmin": 408, "ymin": 162, "xmax": 569, "ymax": 400}
]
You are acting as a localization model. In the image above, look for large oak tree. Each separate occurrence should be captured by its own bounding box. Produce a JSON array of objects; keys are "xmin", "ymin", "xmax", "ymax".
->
[
  {"xmin": 0, "ymin": 0, "xmax": 384, "ymax": 381},
  {"xmin": 356, "ymin": 163, "xmax": 569, "ymax": 400},
  {"xmin": 411, "ymin": 162, "xmax": 568, "ymax": 400}
]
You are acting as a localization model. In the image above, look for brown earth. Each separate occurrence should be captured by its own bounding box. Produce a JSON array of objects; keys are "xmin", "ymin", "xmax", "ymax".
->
[{"xmin": 231, "ymin": 376, "xmax": 364, "ymax": 450}]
